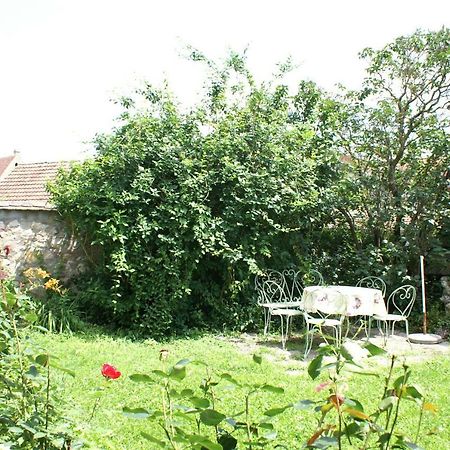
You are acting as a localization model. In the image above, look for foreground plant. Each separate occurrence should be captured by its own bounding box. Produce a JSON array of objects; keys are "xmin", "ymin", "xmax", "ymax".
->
[
  {"xmin": 0, "ymin": 278, "xmax": 76, "ymax": 449},
  {"xmin": 302, "ymin": 343, "xmax": 437, "ymax": 449},
  {"xmin": 120, "ymin": 342, "xmax": 436, "ymax": 449},
  {"xmin": 22, "ymin": 267, "xmax": 82, "ymax": 334}
]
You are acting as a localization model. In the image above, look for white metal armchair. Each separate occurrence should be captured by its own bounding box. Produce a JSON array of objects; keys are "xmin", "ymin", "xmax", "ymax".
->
[{"xmin": 368, "ymin": 285, "xmax": 417, "ymax": 341}]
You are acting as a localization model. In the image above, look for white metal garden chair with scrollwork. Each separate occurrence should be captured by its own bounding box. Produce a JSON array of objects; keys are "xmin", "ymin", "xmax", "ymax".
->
[
  {"xmin": 302, "ymin": 289, "xmax": 346, "ymax": 358},
  {"xmin": 258, "ymin": 279, "xmax": 303, "ymax": 349},
  {"xmin": 303, "ymin": 269, "xmax": 325, "ymax": 287},
  {"xmin": 255, "ymin": 269, "xmax": 303, "ymax": 335},
  {"xmin": 354, "ymin": 276, "xmax": 387, "ymax": 338},
  {"xmin": 356, "ymin": 276, "xmax": 387, "ymax": 296},
  {"xmin": 368, "ymin": 285, "xmax": 417, "ymax": 343}
]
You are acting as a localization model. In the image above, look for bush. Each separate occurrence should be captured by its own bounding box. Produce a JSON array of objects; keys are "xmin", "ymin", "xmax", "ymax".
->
[
  {"xmin": 0, "ymin": 276, "xmax": 76, "ymax": 449},
  {"xmin": 50, "ymin": 56, "xmax": 338, "ymax": 338}
]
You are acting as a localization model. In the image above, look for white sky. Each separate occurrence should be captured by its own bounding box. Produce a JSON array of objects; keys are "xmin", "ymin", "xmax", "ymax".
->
[{"xmin": 1, "ymin": 0, "xmax": 448, "ymax": 162}]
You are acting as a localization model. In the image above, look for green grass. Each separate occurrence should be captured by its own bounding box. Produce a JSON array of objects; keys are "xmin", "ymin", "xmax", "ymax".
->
[{"xmin": 34, "ymin": 331, "xmax": 450, "ymax": 449}]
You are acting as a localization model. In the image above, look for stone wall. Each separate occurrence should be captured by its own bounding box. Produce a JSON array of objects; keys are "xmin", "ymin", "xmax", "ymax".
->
[{"xmin": 0, "ymin": 209, "xmax": 86, "ymax": 281}]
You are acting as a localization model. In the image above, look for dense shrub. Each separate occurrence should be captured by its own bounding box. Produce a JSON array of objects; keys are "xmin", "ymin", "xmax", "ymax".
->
[{"xmin": 50, "ymin": 55, "xmax": 339, "ymax": 338}]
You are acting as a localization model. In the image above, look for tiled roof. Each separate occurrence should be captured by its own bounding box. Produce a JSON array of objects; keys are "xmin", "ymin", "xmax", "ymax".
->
[
  {"xmin": 0, "ymin": 161, "xmax": 72, "ymax": 210},
  {"xmin": 0, "ymin": 155, "xmax": 18, "ymax": 179}
]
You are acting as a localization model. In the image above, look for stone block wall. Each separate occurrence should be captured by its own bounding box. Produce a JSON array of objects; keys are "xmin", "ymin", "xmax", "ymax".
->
[{"xmin": 0, "ymin": 209, "xmax": 86, "ymax": 281}]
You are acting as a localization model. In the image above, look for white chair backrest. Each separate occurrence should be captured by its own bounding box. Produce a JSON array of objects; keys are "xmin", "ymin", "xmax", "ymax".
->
[
  {"xmin": 255, "ymin": 269, "xmax": 302, "ymax": 303},
  {"xmin": 259, "ymin": 279, "xmax": 286, "ymax": 305},
  {"xmin": 304, "ymin": 269, "xmax": 324, "ymax": 286},
  {"xmin": 356, "ymin": 276, "xmax": 387, "ymax": 297},
  {"xmin": 281, "ymin": 268, "xmax": 303, "ymax": 301},
  {"xmin": 255, "ymin": 270, "xmax": 283, "ymax": 299},
  {"xmin": 387, "ymin": 285, "xmax": 417, "ymax": 317}
]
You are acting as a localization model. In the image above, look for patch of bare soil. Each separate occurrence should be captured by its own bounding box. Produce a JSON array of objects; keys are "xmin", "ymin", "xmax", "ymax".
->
[{"xmin": 222, "ymin": 331, "xmax": 449, "ymax": 367}]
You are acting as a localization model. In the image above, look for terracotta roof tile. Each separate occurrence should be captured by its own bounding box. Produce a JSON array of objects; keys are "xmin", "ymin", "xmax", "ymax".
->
[
  {"xmin": 0, "ymin": 161, "xmax": 72, "ymax": 210},
  {"xmin": 0, "ymin": 155, "xmax": 17, "ymax": 178}
]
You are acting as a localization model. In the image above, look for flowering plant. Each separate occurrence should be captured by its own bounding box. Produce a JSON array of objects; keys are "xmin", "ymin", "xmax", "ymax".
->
[{"xmin": 101, "ymin": 363, "xmax": 121, "ymax": 380}]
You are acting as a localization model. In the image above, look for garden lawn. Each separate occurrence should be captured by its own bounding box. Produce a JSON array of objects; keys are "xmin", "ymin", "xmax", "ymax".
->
[{"xmin": 34, "ymin": 331, "xmax": 450, "ymax": 450}]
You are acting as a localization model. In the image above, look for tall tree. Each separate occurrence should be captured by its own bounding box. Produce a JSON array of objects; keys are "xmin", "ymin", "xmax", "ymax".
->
[{"xmin": 337, "ymin": 28, "xmax": 450, "ymax": 274}]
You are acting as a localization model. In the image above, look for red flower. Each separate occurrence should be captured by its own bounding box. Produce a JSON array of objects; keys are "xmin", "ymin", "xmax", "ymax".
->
[{"xmin": 101, "ymin": 363, "xmax": 121, "ymax": 380}]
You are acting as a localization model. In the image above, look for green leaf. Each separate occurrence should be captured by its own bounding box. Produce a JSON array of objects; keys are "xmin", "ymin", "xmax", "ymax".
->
[
  {"xmin": 264, "ymin": 405, "xmax": 290, "ymax": 417},
  {"xmin": 26, "ymin": 365, "xmax": 40, "ymax": 378},
  {"xmin": 35, "ymin": 353, "xmax": 49, "ymax": 367},
  {"xmin": 310, "ymin": 436, "xmax": 338, "ymax": 449},
  {"xmin": 363, "ymin": 342, "xmax": 387, "ymax": 356},
  {"xmin": 173, "ymin": 358, "xmax": 191, "ymax": 369},
  {"xmin": 180, "ymin": 388, "xmax": 195, "ymax": 397},
  {"xmin": 49, "ymin": 362, "xmax": 75, "ymax": 377},
  {"xmin": 405, "ymin": 442, "xmax": 425, "ymax": 449},
  {"xmin": 308, "ymin": 354, "xmax": 323, "ymax": 380},
  {"xmin": 152, "ymin": 369, "xmax": 169, "ymax": 378},
  {"xmin": 200, "ymin": 409, "xmax": 226, "ymax": 426},
  {"xmin": 404, "ymin": 385, "xmax": 423, "ymax": 400},
  {"xmin": 260, "ymin": 384, "xmax": 284, "ymax": 394},
  {"xmin": 187, "ymin": 435, "xmax": 223, "ymax": 450},
  {"xmin": 220, "ymin": 373, "xmax": 241, "ymax": 386},
  {"xmin": 140, "ymin": 432, "xmax": 165, "ymax": 446},
  {"xmin": 5, "ymin": 292, "xmax": 17, "ymax": 307},
  {"xmin": 258, "ymin": 423, "xmax": 274, "ymax": 430},
  {"xmin": 169, "ymin": 365, "xmax": 186, "ymax": 381},
  {"xmin": 129, "ymin": 373, "xmax": 153, "ymax": 383},
  {"xmin": 293, "ymin": 399, "xmax": 316, "ymax": 410},
  {"xmin": 190, "ymin": 396, "xmax": 210, "ymax": 409},
  {"xmin": 263, "ymin": 430, "xmax": 277, "ymax": 440},
  {"xmin": 122, "ymin": 407, "xmax": 151, "ymax": 419},
  {"xmin": 24, "ymin": 312, "xmax": 38, "ymax": 323},
  {"xmin": 218, "ymin": 433, "xmax": 238, "ymax": 450},
  {"xmin": 253, "ymin": 354, "xmax": 262, "ymax": 364}
]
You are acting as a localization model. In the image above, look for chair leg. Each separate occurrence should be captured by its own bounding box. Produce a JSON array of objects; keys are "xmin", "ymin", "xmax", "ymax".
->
[
  {"xmin": 304, "ymin": 324, "xmax": 314, "ymax": 358},
  {"xmin": 279, "ymin": 315, "xmax": 286, "ymax": 349},
  {"xmin": 263, "ymin": 309, "xmax": 272, "ymax": 336},
  {"xmin": 367, "ymin": 317, "xmax": 372, "ymax": 342}
]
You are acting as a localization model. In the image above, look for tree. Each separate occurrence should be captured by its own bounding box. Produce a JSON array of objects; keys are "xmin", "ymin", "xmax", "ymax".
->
[{"xmin": 336, "ymin": 28, "xmax": 450, "ymax": 278}]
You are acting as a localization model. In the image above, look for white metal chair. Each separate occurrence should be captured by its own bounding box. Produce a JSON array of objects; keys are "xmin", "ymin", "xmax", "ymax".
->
[
  {"xmin": 369, "ymin": 285, "xmax": 417, "ymax": 342},
  {"xmin": 355, "ymin": 276, "xmax": 387, "ymax": 338},
  {"xmin": 303, "ymin": 289, "xmax": 346, "ymax": 358},
  {"xmin": 257, "ymin": 278, "xmax": 303, "ymax": 348},
  {"xmin": 303, "ymin": 269, "xmax": 324, "ymax": 286},
  {"xmin": 255, "ymin": 269, "xmax": 303, "ymax": 336},
  {"xmin": 356, "ymin": 276, "xmax": 387, "ymax": 296}
]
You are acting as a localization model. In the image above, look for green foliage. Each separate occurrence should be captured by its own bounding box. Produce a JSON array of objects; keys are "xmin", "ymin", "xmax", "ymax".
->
[
  {"xmin": 22, "ymin": 268, "xmax": 85, "ymax": 334},
  {"xmin": 118, "ymin": 343, "xmax": 434, "ymax": 449},
  {"xmin": 0, "ymin": 279, "xmax": 76, "ymax": 449},
  {"xmin": 50, "ymin": 29, "xmax": 449, "ymax": 335},
  {"xmin": 334, "ymin": 28, "xmax": 450, "ymax": 283},
  {"xmin": 304, "ymin": 344, "xmax": 434, "ymax": 449},
  {"xmin": 50, "ymin": 54, "xmax": 337, "ymax": 337}
]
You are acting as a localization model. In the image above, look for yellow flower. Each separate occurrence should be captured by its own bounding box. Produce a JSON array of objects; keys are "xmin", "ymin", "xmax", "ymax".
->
[
  {"xmin": 44, "ymin": 278, "xmax": 61, "ymax": 293},
  {"xmin": 24, "ymin": 267, "xmax": 50, "ymax": 279}
]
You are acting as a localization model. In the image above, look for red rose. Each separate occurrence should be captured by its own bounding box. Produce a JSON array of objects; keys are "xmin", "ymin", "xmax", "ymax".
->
[{"xmin": 101, "ymin": 363, "xmax": 121, "ymax": 380}]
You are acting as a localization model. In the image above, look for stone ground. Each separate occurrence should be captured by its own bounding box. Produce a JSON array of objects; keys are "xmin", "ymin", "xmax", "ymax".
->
[{"xmin": 223, "ymin": 330, "xmax": 449, "ymax": 369}]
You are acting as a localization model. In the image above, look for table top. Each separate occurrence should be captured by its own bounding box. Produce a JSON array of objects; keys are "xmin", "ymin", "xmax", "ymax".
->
[{"xmin": 302, "ymin": 285, "xmax": 387, "ymax": 316}]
